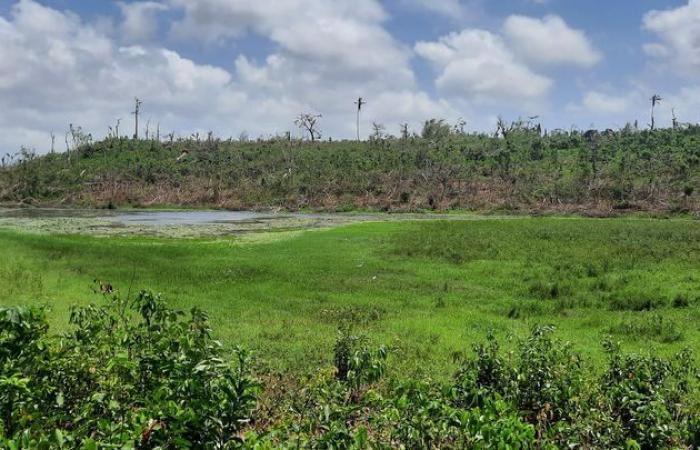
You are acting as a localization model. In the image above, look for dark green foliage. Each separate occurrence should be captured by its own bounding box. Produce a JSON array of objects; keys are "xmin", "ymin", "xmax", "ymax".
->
[
  {"xmin": 672, "ymin": 293, "xmax": 691, "ymax": 308},
  {"xmin": 2, "ymin": 293, "xmax": 699, "ymax": 448},
  {"xmin": 1, "ymin": 125, "xmax": 698, "ymax": 211},
  {"xmin": 0, "ymin": 290, "xmax": 257, "ymax": 449},
  {"xmin": 453, "ymin": 327, "xmax": 700, "ymax": 449},
  {"xmin": 454, "ymin": 326, "xmax": 584, "ymax": 434},
  {"xmin": 601, "ymin": 341, "xmax": 697, "ymax": 449}
]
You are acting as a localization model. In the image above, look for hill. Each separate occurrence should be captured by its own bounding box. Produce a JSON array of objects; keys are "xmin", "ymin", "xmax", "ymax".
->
[{"xmin": 1, "ymin": 123, "xmax": 698, "ymax": 213}]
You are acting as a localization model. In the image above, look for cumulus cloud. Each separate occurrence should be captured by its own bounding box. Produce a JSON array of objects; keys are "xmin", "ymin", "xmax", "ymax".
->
[
  {"xmin": 643, "ymin": 0, "xmax": 700, "ymax": 76},
  {"xmin": 415, "ymin": 29, "xmax": 552, "ymax": 103},
  {"xmin": 118, "ymin": 1, "xmax": 168, "ymax": 44},
  {"xmin": 0, "ymin": 0, "xmax": 249, "ymax": 152},
  {"xmin": 169, "ymin": 0, "xmax": 412, "ymax": 84},
  {"xmin": 580, "ymin": 91, "xmax": 632, "ymax": 114},
  {"xmin": 167, "ymin": 0, "xmax": 454, "ymax": 136},
  {"xmin": 0, "ymin": 0, "xmax": 458, "ymax": 152},
  {"xmin": 503, "ymin": 15, "xmax": 601, "ymax": 67}
]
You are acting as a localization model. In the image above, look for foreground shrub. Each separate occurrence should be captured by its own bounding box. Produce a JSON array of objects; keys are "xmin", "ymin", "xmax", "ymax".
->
[
  {"xmin": 0, "ymin": 289, "xmax": 257, "ymax": 449},
  {"xmin": 452, "ymin": 326, "xmax": 700, "ymax": 449},
  {"xmin": 2, "ymin": 291, "xmax": 699, "ymax": 449}
]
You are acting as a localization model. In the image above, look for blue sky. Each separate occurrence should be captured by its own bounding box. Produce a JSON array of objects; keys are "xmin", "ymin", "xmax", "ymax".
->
[{"xmin": 0, "ymin": 0, "xmax": 698, "ymax": 152}]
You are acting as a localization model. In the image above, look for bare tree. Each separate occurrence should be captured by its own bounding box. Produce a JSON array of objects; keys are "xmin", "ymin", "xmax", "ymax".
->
[
  {"xmin": 399, "ymin": 123, "xmax": 409, "ymax": 140},
  {"xmin": 50, "ymin": 131, "xmax": 55, "ymax": 153},
  {"xmin": 672, "ymin": 108, "xmax": 679, "ymax": 129},
  {"xmin": 650, "ymin": 94, "xmax": 662, "ymax": 130},
  {"xmin": 496, "ymin": 116, "xmax": 510, "ymax": 139},
  {"xmin": 132, "ymin": 97, "xmax": 143, "ymax": 139},
  {"xmin": 370, "ymin": 122, "xmax": 386, "ymax": 140},
  {"xmin": 452, "ymin": 118, "xmax": 466, "ymax": 135},
  {"xmin": 295, "ymin": 113, "xmax": 322, "ymax": 141},
  {"xmin": 354, "ymin": 97, "xmax": 366, "ymax": 141}
]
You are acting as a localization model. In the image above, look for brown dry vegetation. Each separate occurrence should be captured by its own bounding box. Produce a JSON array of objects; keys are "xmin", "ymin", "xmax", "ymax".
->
[{"xmin": 1, "ymin": 122, "xmax": 698, "ymax": 214}]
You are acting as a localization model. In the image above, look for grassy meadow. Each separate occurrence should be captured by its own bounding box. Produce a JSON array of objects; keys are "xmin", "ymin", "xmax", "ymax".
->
[{"xmin": 2, "ymin": 215, "xmax": 698, "ymax": 378}]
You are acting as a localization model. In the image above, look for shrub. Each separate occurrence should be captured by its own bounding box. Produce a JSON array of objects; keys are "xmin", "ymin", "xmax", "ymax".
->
[
  {"xmin": 2, "ymin": 293, "xmax": 699, "ymax": 449},
  {"xmin": 600, "ymin": 341, "xmax": 697, "ymax": 449},
  {"xmin": 0, "ymin": 290, "xmax": 257, "ymax": 448},
  {"xmin": 454, "ymin": 326, "xmax": 585, "ymax": 441}
]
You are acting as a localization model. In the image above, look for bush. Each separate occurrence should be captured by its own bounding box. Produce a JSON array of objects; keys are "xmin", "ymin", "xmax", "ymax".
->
[
  {"xmin": 0, "ymin": 290, "xmax": 257, "ymax": 448},
  {"xmin": 2, "ymin": 293, "xmax": 699, "ymax": 449},
  {"xmin": 452, "ymin": 326, "xmax": 699, "ymax": 449},
  {"xmin": 601, "ymin": 341, "xmax": 697, "ymax": 449}
]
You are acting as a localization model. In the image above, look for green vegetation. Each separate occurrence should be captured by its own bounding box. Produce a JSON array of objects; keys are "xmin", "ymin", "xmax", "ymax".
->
[
  {"xmin": 2, "ymin": 292, "xmax": 699, "ymax": 448},
  {"xmin": 1, "ymin": 217, "xmax": 699, "ymax": 376},
  {"xmin": 2, "ymin": 212, "xmax": 699, "ymax": 447},
  {"xmin": 1, "ymin": 123, "xmax": 698, "ymax": 213}
]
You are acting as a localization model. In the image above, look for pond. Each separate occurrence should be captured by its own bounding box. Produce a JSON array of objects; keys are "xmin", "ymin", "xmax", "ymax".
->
[
  {"xmin": 0, "ymin": 208, "xmax": 383, "ymax": 237},
  {"xmin": 0, "ymin": 207, "xmax": 482, "ymax": 238},
  {"xmin": 0, "ymin": 208, "xmax": 315, "ymax": 226}
]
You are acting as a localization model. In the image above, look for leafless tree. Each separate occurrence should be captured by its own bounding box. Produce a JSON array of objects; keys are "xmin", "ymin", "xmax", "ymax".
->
[
  {"xmin": 672, "ymin": 108, "xmax": 679, "ymax": 129},
  {"xmin": 371, "ymin": 122, "xmax": 386, "ymax": 140},
  {"xmin": 354, "ymin": 97, "xmax": 366, "ymax": 141},
  {"xmin": 132, "ymin": 97, "xmax": 143, "ymax": 139},
  {"xmin": 295, "ymin": 113, "xmax": 322, "ymax": 141},
  {"xmin": 650, "ymin": 94, "xmax": 662, "ymax": 130},
  {"xmin": 399, "ymin": 123, "xmax": 409, "ymax": 140},
  {"xmin": 50, "ymin": 131, "xmax": 55, "ymax": 153},
  {"xmin": 453, "ymin": 118, "xmax": 466, "ymax": 135},
  {"xmin": 496, "ymin": 116, "xmax": 510, "ymax": 139}
]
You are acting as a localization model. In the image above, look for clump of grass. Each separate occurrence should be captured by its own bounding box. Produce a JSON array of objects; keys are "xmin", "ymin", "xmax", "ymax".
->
[
  {"xmin": 607, "ymin": 291, "xmax": 667, "ymax": 311},
  {"xmin": 319, "ymin": 305, "xmax": 386, "ymax": 326},
  {"xmin": 506, "ymin": 301, "xmax": 550, "ymax": 319},
  {"xmin": 608, "ymin": 313, "xmax": 683, "ymax": 343},
  {"xmin": 434, "ymin": 297, "xmax": 447, "ymax": 309},
  {"xmin": 529, "ymin": 280, "xmax": 570, "ymax": 300},
  {"xmin": 672, "ymin": 293, "xmax": 691, "ymax": 309},
  {"xmin": 0, "ymin": 264, "xmax": 43, "ymax": 297}
]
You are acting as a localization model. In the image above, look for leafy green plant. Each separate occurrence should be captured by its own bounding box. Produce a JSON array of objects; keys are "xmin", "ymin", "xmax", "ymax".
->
[
  {"xmin": 2, "ymin": 288, "xmax": 700, "ymax": 449},
  {"xmin": 0, "ymin": 289, "xmax": 258, "ymax": 448}
]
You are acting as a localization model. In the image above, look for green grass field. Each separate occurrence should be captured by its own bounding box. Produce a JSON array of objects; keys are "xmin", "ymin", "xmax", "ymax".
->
[{"xmin": 2, "ymin": 216, "xmax": 699, "ymax": 378}]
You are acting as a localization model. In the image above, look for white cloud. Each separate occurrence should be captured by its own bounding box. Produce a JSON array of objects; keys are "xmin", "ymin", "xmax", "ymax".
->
[
  {"xmin": 503, "ymin": 15, "xmax": 601, "ymax": 67},
  {"xmin": 642, "ymin": 43, "xmax": 670, "ymax": 58},
  {"xmin": 415, "ymin": 29, "xmax": 552, "ymax": 103},
  {"xmin": 168, "ymin": 0, "xmax": 455, "ymax": 136},
  {"xmin": 0, "ymin": 0, "xmax": 459, "ymax": 153},
  {"xmin": 118, "ymin": 1, "xmax": 168, "ymax": 44},
  {"xmin": 0, "ymin": 0, "xmax": 249, "ymax": 152},
  {"xmin": 643, "ymin": 0, "xmax": 700, "ymax": 76},
  {"xmin": 581, "ymin": 91, "xmax": 632, "ymax": 114},
  {"xmin": 664, "ymin": 85, "xmax": 700, "ymax": 124},
  {"xmin": 168, "ymin": 0, "xmax": 412, "ymax": 84}
]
